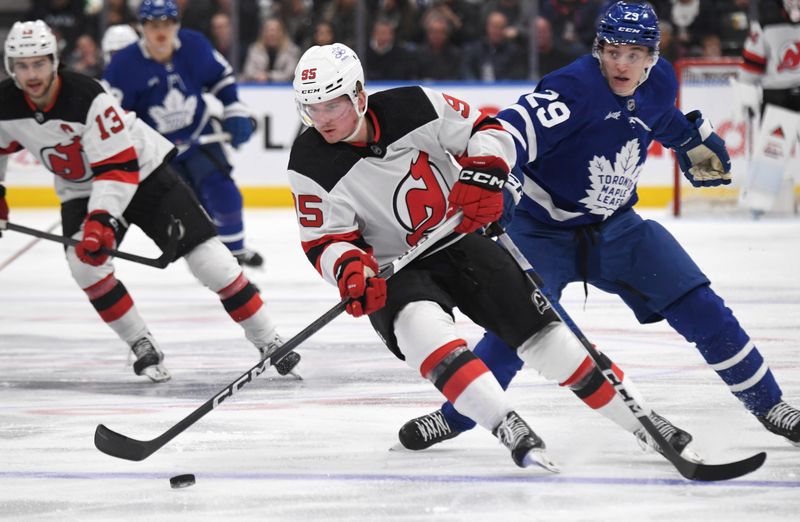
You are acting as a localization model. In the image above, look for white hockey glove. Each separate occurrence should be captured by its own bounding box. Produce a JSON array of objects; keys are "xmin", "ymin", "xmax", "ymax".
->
[{"xmin": 674, "ymin": 111, "xmax": 732, "ymax": 188}]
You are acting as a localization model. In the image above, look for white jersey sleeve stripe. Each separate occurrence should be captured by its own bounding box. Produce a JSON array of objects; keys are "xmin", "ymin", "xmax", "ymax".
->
[
  {"xmin": 209, "ymin": 76, "xmax": 235, "ymax": 96},
  {"xmin": 506, "ymin": 103, "xmax": 537, "ymax": 163},
  {"xmin": 522, "ymin": 177, "xmax": 583, "ymax": 222}
]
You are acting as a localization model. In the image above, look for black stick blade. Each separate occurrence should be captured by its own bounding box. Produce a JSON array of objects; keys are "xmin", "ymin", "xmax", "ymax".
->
[
  {"xmin": 680, "ymin": 451, "xmax": 766, "ymax": 482},
  {"xmin": 94, "ymin": 424, "xmax": 154, "ymax": 462}
]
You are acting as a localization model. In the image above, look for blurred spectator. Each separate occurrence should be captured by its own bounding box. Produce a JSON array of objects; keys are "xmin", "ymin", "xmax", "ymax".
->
[
  {"xmin": 461, "ymin": 10, "xmax": 527, "ymax": 81},
  {"xmin": 536, "ymin": 16, "xmax": 580, "ymax": 77},
  {"xmin": 373, "ymin": 0, "xmax": 421, "ymax": 44},
  {"xmin": 480, "ymin": 0, "xmax": 533, "ymax": 43},
  {"xmin": 65, "ymin": 33, "xmax": 103, "ymax": 78},
  {"xmin": 365, "ymin": 17, "xmax": 416, "ymax": 80},
  {"xmin": 96, "ymin": 0, "xmax": 136, "ymax": 29},
  {"xmin": 27, "ymin": 0, "xmax": 87, "ymax": 57},
  {"xmin": 176, "ymin": 0, "xmax": 215, "ymax": 36},
  {"xmin": 319, "ymin": 0, "xmax": 360, "ymax": 49},
  {"xmin": 272, "ymin": 0, "xmax": 315, "ymax": 48},
  {"xmin": 540, "ymin": 0, "xmax": 602, "ymax": 56},
  {"xmin": 716, "ymin": 0, "xmax": 751, "ymax": 55},
  {"xmin": 699, "ymin": 33, "xmax": 722, "ymax": 58},
  {"xmin": 422, "ymin": 0, "xmax": 482, "ymax": 47},
  {"xmin": 670, "ymin": 0, "xmax": 718, "ymax": 56},
  {"xmin": 415, "ymin": 12, "xmax": 462, "ymax": 80},
  {"xmin": 241, "ymin": 17, "xmax": 301, "ymax": 83},
  {"xmin": 656, "ymin": 20, "xmax": 686, "ymax": 64},
  {"xmin": 210, "ymin": 12, "xmax": 235, "ymax": 64},
  {"xmin": 306, "ymin": 21, "xmax": 336, "ymax": 49}
]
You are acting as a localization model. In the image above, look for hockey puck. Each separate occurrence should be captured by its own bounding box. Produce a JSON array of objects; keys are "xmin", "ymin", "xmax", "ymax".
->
[
  {"xmin": 169, "ymin": 474, "xmax": 196, "ymax": 489},
  {"xmin": 274, "ymin": 350, "xmax": 301, "ymax": 376}
]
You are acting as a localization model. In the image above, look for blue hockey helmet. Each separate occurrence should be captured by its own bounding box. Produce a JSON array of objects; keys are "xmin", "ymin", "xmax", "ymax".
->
[
  {"xmin": 138, "ymin": 0, "xmax": 179, "ymax": 22},
  {"xmin": 595, "ymin": 1, "xmax": 660, "ymax": 50}
]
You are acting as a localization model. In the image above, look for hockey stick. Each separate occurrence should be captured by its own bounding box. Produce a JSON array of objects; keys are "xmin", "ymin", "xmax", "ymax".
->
[
  {"xmin": 488, "ymin": 223, "xmax": 766, "ymax": 481},
  {"xmin": 5, "ymin": 218, "xmax": 179, "ymax": 269},
  {"xmin": 0, "ymin": 220, "xmax": 61, "ymax": 272},
  {"xmin": 94, "ymin": 211, "xmax": 464, "ymax": 461}
]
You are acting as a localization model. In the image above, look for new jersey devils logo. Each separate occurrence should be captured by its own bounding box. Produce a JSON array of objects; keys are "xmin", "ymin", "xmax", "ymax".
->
[
  {"xmin": 393, "ymin": 151, "xmax": 450, "ymax": 246},
  {"xmin": 777, "ymin": 42, "xmax": 800, "ymax": 72},
  {"xmin": 41, "ymin": 136, "xmax": 89, "ymax": 181}
]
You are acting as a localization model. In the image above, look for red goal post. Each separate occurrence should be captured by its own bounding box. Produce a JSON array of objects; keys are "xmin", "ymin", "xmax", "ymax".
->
[{"xmin": 672, "ymin": 57, "xmax": 747, "ymax": 216}]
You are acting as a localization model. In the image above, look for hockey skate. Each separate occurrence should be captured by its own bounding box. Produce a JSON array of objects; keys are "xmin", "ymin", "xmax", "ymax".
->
[
  {"xmin": 398, "ymin": 409, "xmax": 461, "ymax": 450},
  {"xmin": 130, "ymin": 334, "xmax": 171, "ymax": 383},
  {"xmin": 257, "ymin": 332, "xmax": 301, "ymax": 378},
  {"xmin": 757, "ymin": 401, "xmax": 800, "ymax": 446},
  {"xmin": 634, "ymin": 411, "xmax": 702, "ymax": 462},
  {"xmin": 493, "ymin": 411, "xmax": 559, "ymax": 472},
  {"xmin": 235, "ymin": 249, "xmax": 264, "ymax": 268}
]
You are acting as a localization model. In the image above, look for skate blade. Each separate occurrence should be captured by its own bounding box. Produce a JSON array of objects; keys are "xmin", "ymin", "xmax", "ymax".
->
[
  {"xmin": 142, "ymin": 364, "xmax": 171, "ymax": 383},
  {"xmin": 522, "ymin": 449, "xmax": 560, "ymax": 473}
]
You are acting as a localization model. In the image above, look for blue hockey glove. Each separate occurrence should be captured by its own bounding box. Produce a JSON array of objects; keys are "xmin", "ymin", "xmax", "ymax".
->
[
  {"xmin": 674, "ymin": 110, "xmax": 732, "ymax": 188},
  {"xmin": 222, "ymin": 115, "xmax": 254, "ymax": 149},
  {"xmin": 497, "ymin": 168, "xmax": 523, "ymax": 230}
]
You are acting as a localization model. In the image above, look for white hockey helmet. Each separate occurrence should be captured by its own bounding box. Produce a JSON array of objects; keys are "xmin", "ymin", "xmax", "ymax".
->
[
  {"xmin": 102, "ymin": 24, "xmax": 139, "ymax": 64},
  {"xmin": 4, "ymin": 20, "xmax": 59, "ymax": 86},
  {"xmin": 293, "ymin": 43, "xmax": 367, "ymax": 127}
]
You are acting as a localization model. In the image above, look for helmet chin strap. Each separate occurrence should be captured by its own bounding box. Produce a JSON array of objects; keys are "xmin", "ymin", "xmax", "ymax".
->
[{"xmin": 343, "ymin": 112, "xmax": 366, "ymax": 142}]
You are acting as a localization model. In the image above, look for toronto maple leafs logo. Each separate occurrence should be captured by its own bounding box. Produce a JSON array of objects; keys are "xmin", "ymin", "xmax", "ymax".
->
[
  {"xmin": 579, "ymin": 139, "xmax": 643, "ymax": 218},
  {"xmin": 148, "ymin": 88, "xmax": 197, "ymax": 134}
]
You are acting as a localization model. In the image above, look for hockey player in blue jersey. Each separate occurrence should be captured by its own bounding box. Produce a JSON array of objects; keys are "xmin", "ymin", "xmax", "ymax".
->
[
  {"xmin": 103, "ymin": 0, "xmax": 264, "ymax": 267},
  {"xmin": 399, "ymin": 1, "xmax": 800, "ymax": 452}
]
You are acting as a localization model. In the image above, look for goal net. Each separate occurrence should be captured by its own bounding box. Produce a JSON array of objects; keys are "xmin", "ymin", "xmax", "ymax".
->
[{"xmin": 672, "ymin": 58, "xmax": 751, "ymax": 216}]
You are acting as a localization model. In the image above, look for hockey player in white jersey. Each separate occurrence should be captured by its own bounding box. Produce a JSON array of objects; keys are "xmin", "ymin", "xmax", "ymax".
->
[
  {"xmin": 103, "ymin": 0, "xmax": 264, "ymax": 267},
  {"xmin": 739, "ymin": 0, "xmax": 800, "ymax": 214},
  {"xmin": 286, "ymin": 43, "xmax": 698, "ymax": 470},
  {"xmin": 399, "ymin": 1, "xmax": 800, "ymax": 452},
  {"xmin": 0, "ymin": 20, "xmax": 299, "ymax": 382}
]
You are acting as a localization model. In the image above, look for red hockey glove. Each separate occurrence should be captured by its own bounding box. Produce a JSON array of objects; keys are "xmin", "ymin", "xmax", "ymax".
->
[
  {"xmin": 448, "ymin": 156, "xmax": 509, "ymax": 233},
  {"xmin": 75, "ymin": 211, "xmax": 119, "ymax": 266},
  {"xmin": 0, "ymin": 184, "xmax": 8, "ymax": 237},
  {"xmin": 335, "ymin": 250, "xmax": 387, "ymax": 317}
]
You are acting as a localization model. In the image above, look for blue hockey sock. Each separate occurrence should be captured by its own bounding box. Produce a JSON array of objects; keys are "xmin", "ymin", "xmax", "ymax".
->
[
  {"xmin": 199, "ymin": 172, "xmax": 245, "ymax": 253},
  {"xmin": 662, "ymin": 285, "xmax": 782, "ymax": 416},
  {"xmin": 441, "ymin": 331, "xmax": 524, "ymax": 432}
]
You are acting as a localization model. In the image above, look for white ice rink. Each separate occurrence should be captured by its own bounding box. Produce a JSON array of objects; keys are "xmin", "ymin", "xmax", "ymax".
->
[{"xmin": 1, "ymin": 209, "xmax": 798, "ymax": 521}]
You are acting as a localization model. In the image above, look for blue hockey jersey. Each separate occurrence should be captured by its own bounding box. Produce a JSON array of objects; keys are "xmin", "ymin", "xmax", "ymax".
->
[
  {"xmin": 103, "ymin": 28, "xmax": 244, "ymax": 159},
  {"xmin": 498, "ymin": 55, "xmax": 696, "ymax": 227}
]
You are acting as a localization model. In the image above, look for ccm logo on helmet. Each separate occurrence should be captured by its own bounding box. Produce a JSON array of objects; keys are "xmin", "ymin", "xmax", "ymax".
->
[
  {"xmin": 458, "ymin": 169, "xmax": 506, "ymax": 189},
  {"xmin": 300, "ymin": 68, "xmax": 317, "ymax": 81}
]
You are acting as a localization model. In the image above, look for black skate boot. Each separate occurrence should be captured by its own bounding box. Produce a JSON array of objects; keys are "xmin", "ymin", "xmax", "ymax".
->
[
  {"xmin": 493, "ymin": 411, "xmax": 559, "ymax": 472},
  {"xmin": 398, "ymin": 409, "xmax": 461, "ymax": 450},
  {"xmin": 130, "ymin": 334, "xmax": 171, "ymax": 383},
  {"xmin": 757, "ymin": 401, "xmax": 800, "ymax": 446},
  {"xmin": 635, "ymin": 411, "xmax": 702, "ymax": 462},
  {"xmin": 257, "ymin": 331, "xmax": 301, "ymax": 377},
  {"xmin": 235, "ymin": 249, "xmax": 264, "ymax": 268}
]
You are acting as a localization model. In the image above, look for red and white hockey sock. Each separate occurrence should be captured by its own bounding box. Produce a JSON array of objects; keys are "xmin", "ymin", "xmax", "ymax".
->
[
  {"xmin": 420, "ymin": 340, "xmax": 511, "ymax": 431},
  {"xmin": 561, "ymin": 352, "xmax": 650, "ymax": 433},
  {"xmin": 82, "ymin": 272, "xmax": 148, "ymax": 343},
  {"xmin": 185, "ymin": 238, "xmax": 277, "ymax": 346},
  {"xmin": 218, "ymin": 272, "xmax": 277, "ymax": 345}
]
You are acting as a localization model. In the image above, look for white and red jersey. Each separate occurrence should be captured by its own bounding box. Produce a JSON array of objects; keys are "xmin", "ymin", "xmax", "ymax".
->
[
  {"xmin": 287, "ymin": 86, "xmax": 516, "ymax": 286},
  {"xmin": 742, "ymin": 5, "xmax": 800, "ymax": 89},
  {"xmin": 0, "ymin": 71, "xmax": 174, "ymax": 217}
]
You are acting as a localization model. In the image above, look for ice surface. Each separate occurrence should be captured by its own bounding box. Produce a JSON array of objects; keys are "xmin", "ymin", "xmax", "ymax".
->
[{"xmin": 1, "ymin": 209, "xmax": 798, "ymax": 521}]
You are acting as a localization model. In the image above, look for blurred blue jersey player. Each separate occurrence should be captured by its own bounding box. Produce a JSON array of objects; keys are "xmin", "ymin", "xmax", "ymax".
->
[
  {"xmin": 399, "ymin": 1, "xmax": 800, "ymax": 452},
  {"xmin": 103, "ymin": 0, "xmax": 263, "ymax": 267}
]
